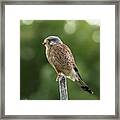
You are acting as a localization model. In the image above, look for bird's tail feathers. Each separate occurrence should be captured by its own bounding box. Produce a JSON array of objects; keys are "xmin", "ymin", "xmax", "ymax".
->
[{"xmin": 73, "ymin": 65, "xmax": 94, "ymax": 94}]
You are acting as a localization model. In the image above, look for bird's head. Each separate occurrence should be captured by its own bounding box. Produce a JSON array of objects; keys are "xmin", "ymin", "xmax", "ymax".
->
[{"xmin": 42, "ymin": 36, "xmax": 63, "ymax": 48}]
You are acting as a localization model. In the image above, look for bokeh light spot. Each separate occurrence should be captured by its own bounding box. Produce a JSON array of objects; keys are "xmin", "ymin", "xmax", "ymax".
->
[
  {"xmin": 22, "ymin": 20, "xmax": 34, "ymax": 25},
  {"xmin": 64, "ymin": 21, "xmax": 76, "ymax": 34},
  {"xmin": 86, "ymin": 20, "xmax": 100, "ymax": 26},
  {"xmin": 92, "ymin": 30, "xmax": 100, "ymax": 43}
]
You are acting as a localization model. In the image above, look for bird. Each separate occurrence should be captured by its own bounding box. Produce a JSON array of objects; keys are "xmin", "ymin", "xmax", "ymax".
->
[{"xmin": 43, "ymin": 36, "xmax": 93, "ymax": 94}]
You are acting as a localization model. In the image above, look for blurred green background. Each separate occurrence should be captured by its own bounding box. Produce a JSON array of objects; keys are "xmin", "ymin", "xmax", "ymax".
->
[{"xmin": 20, "ymin": 20, "xmax": 100, "ymax": 100}]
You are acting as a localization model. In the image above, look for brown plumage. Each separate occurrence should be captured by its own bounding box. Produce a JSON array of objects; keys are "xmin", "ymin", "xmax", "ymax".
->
[
  {"xmin": 47, "ymin": 43, "xmax": 74, "ymax": 75},
  {"xmin": 43, "ymin": 36, "xmax": 93, "ymax": 94}
]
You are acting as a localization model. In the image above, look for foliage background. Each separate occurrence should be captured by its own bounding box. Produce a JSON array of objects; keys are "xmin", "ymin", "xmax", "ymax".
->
[{"xmin": 20, "ymin": 20, "xmax": 100, "ymax": 100}]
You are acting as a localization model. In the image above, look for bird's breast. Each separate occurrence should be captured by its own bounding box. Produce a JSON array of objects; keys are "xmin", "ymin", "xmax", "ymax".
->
[
  {"xmin": 45, "ymin": 47, "xmax": 54, "ymax": 66},
  {"xmin": 45, "ymin": 44, "xmax": 75, "ymax": 76}
]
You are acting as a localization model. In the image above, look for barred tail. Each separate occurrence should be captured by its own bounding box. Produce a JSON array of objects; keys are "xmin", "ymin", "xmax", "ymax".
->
[{"xmin": 73, "ymin": 65, "xmax": 94, "ymax": 94}]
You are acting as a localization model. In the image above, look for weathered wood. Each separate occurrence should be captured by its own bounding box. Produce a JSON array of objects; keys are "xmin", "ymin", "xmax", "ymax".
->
[{"xmin": 57, "ymin": 74, "xmax": 68, "ymax": 100}]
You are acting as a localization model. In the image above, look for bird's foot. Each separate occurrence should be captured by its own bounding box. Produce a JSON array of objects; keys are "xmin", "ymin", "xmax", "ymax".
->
[{"xmin": 56, "ymin": 73, "xmax": 65, "ymax": 81}]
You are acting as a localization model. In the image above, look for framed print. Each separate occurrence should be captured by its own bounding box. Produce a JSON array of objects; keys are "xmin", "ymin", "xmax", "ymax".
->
[{"xmin": 0, "ymin": 0, "xmax": 119, "ymax": 119}]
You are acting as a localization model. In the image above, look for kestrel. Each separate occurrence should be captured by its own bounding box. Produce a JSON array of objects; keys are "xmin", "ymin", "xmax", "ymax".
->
[{"xmin": 43, "ymin": 36, "xmax": 93, "ymax": 94}]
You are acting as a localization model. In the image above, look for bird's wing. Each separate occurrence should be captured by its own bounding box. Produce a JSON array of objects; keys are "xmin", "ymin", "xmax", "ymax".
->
[
  {"xmin": 49, "ymin": 43, "xmax": 93, "ymax": 94},
  {"xmin": 49, "ymin": 43, "xmax": 75, "ymax": 74}
]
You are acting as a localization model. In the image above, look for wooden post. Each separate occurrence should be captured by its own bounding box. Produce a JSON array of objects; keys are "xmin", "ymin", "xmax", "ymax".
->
[{"xmin": 57, "ymin": 74, "xmax": 68, "ymax": 100}]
